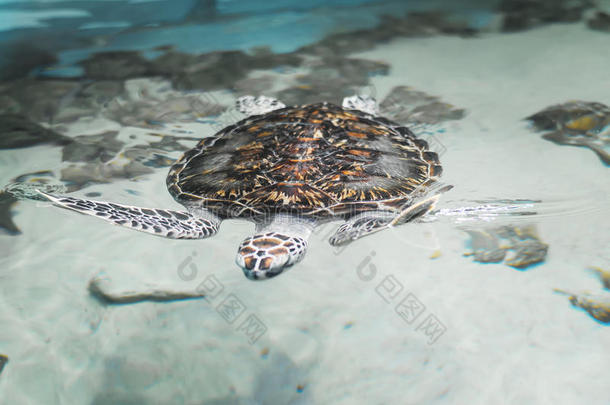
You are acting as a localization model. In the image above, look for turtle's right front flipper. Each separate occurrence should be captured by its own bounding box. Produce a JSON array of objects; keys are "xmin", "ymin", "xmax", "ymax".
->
[{"xmin": 38, "ymin": 191, "xmax": 219, "ymax": 239}]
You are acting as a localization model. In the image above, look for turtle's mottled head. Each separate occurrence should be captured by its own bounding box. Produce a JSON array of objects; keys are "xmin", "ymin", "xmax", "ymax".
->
[{"xmin": 235, "ymin": 232, "xmax": 308, "ymax": 280}]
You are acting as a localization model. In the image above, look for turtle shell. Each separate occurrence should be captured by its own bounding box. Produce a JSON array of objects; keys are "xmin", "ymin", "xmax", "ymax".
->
[{"xmin": 167, "ymin": 102, "xmax": 443, "ymax": 219}]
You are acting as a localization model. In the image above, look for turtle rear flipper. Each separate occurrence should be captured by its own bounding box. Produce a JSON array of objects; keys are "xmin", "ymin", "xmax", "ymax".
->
[
  {"xmin": 39, "ymin": 191, "xmax": 219, "ymax": 239},
  {"xmin": 237, "ymin": 95, "xmax": 286, "ymax": 116},
  {"xmin": 342, "ymin": 95, "xmax": 379, "ymax": 115},
  {"xmin": 329, "ymin": 194, "xmax": 440, "ymax": 246}
]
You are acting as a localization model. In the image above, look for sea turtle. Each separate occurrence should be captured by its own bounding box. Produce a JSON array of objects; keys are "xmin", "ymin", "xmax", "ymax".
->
[{"xmin": 39, "ymin": 95, "xmax": 449, "ymax": 280}]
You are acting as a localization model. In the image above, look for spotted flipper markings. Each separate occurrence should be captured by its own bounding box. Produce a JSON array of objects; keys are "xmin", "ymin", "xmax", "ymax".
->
[
  {"xmin": 329, "ymin": 195, "xmax": 440, "ymax": 246},
  {"xmin": 329, "ymin": 213, "xmax": 392, "ymax": 246},
  {"xmin": 38, "ymin": 191, "xmax": 219, "ymax": 239},
  {"xmin": 236, "ymin": 95, "xmax": 286, "ymax": 116},
  {"xmin": 342, "ymin": 95, "xmax": 379, "ymax": 116}
]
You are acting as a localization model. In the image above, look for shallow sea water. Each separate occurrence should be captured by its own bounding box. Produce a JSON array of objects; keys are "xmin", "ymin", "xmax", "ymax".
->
[{"xmin": 1, "ymin": 1, "xmax": 609, "ymax": 404}]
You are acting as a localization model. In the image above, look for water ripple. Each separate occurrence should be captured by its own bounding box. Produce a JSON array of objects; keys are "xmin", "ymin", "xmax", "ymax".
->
[{"xmin": 431, "ymin": 192, "xmax": 608, "ymax": 224}]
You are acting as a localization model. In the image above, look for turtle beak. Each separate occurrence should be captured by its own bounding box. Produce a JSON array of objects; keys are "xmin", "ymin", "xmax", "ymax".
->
[
  {"xmin": 235, "ymin": 233, "xmax": 307, "ymax": 280},
  {"xmin": 236, "ymin": 254, "xmax": 290, "ymax": 280}
]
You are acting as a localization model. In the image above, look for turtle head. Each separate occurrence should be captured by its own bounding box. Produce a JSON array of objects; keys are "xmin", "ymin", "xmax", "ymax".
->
[{"xmin": 235, "ymin": 232, "xmax": 308, "ymax": 280}]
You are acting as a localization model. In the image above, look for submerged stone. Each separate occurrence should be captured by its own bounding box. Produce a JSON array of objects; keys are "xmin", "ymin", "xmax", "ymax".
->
[
  {"xmin": 0, "ymin": 191, "xmax": 20, "ymax": 235},
  {"xmin": 380, "ymin": 86, "xmax": 466, "ymax": 125},
  {"xmin": 462, "ymin": 228, "xmax": 507, "ymax": 264},
  {"xmin": 0, "ymin": 43, "xmax": 57, "ymax": 81},
  {"xmin": 155, "ymin": 49, "xmax": 301, "ymax": 92},
  {"xmin": 0, "ymin": 354, "xmax": 7, "ymax": 376},
  {"xmin": 463, "ymin": 225, "xmax": 548, "ymax": 270},
  {"xmin": 499, "ymin": 0, "xmax": 593, "ymax": 32},
  {"xmin": 526, "ymin": 101, "xmax": 610, "ymax": 166},
  {"xmin": 80, "ymin": 51, "xmax": 153, "ymax": 80},
  {"xmin": 0, "ymin": 114, "xmax": 71, "ymax": 149},
  {"xmin": 587, "ymin": 11, "xmax": 610, "ymax": 32},
  {"xmin": 274, "ymin": 58, "xmax": 390, "ymax": 106},
  {"xmin": 62, "ymin": 131, "xmax": 124, "ymax": 163},
  {"xmin": 298, "ymin": 11, "xmax": 479, "ymax": 57},
  {"xmin": 555, "ymin": 288, "xmax": 610, "ymax": 324},
  {"xmin": 0, "ymin": 78, "xmax": 124, "ymax": 125},
  {"xmin": 0, "ymin": 79, "xmax": 81, "ymax": 123},
  {"xmin": 103, "ymin": 86, "xmax": 226, "ymax": 127}
]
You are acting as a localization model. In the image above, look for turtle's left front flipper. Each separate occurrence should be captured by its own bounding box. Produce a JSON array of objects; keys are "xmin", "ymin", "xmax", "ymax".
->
[{"xmin": 39, "ymin": 191, "xmax": 219, "ymax": 239}]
